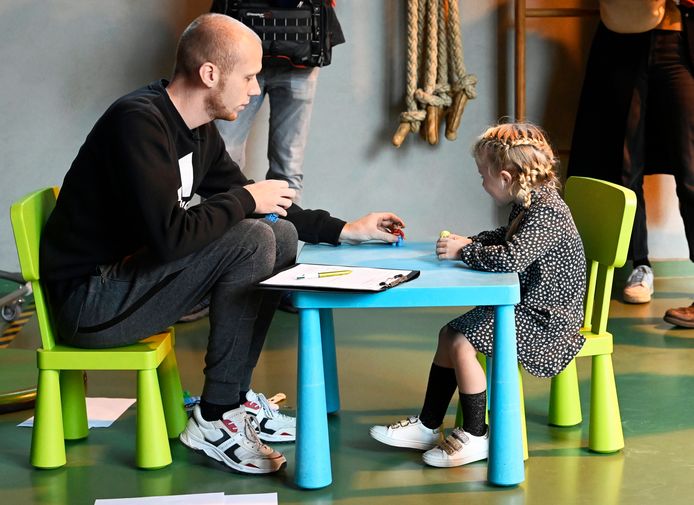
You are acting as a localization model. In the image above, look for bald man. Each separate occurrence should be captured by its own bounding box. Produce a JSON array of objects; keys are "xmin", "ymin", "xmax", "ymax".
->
[{"xmin": 40, "ymin": 14, "xmax": 405, "ymax": 474}]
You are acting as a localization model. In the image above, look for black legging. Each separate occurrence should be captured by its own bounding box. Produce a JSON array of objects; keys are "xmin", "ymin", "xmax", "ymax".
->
[
  {"xmin": 569, "ymin": 20, "xmax": 694, "ymax": 264},
  {"xmin": 623, "ymin": 29, "xmax": 694, "ymax": 263}
]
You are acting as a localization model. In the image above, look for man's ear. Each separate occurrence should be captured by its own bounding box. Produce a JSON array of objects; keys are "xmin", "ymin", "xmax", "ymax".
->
[{"xmin": 198, "ymin": 62, "xmax": 219, "ymax": 89}]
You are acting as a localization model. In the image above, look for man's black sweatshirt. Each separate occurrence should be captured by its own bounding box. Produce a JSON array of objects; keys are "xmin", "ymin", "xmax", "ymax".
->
[{"xmin": 40, "ymin": 80, "xmax": 345, "ymax": 283}]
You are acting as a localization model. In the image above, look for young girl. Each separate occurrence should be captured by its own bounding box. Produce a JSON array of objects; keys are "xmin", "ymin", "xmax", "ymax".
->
[{"xmin": 370, "ymin": 123, "xmax": 587, "ymax": 467}]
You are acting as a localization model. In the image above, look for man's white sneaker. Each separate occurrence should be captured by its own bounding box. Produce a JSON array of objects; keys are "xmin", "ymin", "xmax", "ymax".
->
[
  {"xmin": 623, "ymin": 265, "xmax": 654, "ymax": 304},
  {"xmin": 244, "ymin": 390, "xmax": 296, "ymax": 442},
  {"xmin": 369, "ymin": 416, "xmax": 442, "ymax": 450},
  {"xmin": 422, "ymin": 427, "xmax": 489, "ymax": 468},
  {"xmin": 179, "ymin": 405, "xmax": 286, "ymax": 474}
]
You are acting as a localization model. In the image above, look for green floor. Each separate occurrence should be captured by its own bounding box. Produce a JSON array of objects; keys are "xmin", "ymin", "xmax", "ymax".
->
[{"xmin": 0, "ymin": 261, "xmax": 693, "ymax": 504}]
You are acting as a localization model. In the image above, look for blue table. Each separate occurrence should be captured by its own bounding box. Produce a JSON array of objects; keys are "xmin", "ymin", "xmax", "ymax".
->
[{"xmin": 291, "ymin": 242, "xmax": 524, "ymax": 489}]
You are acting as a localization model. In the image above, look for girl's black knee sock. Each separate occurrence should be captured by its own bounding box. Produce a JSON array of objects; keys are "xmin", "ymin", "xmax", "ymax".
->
[
  {"xmin": 418, "ymin": 363, "xmax": 458, "ymax": 429},
  {"xmin": 459, "ymin": 390, "xmax": 488, "ymax": 436}
]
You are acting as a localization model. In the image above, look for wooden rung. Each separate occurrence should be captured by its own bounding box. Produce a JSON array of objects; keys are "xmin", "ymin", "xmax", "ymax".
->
[{"xmin": 526, "ymin": 8, "xmax": 599, "ymax": 18}]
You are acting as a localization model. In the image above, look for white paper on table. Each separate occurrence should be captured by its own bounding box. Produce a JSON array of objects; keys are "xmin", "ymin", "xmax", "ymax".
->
[
  {"xmin": 94, "ymin": 492, "xmax": 225, "ymax": 505},
  {"xmin": 259, "ymin": 263, "xmax": 418, "ymax": 292},
  {"xmin": 224, "ymin": 493, "xmax": 278, "ymax": 505},
  {"xmin": 18, "ymin": 397, "xmax": 136, "ymax": 428}
]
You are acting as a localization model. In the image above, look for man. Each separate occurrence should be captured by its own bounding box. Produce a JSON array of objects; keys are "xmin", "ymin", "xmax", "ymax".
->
[{"xmin": 40, "ymin": 13, "xmax": 405, "ymax": 474}]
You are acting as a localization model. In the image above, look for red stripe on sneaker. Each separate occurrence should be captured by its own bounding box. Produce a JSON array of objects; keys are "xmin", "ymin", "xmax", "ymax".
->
[{"xmin": 222, "ymin": 419, "xmax": 238, "ymax": 433}]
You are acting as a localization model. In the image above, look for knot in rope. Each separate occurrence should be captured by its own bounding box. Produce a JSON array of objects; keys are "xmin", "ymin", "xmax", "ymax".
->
[
  {"xmin": 392, "ymin": 0, "xmax": 476, "ymax": 147},
  {"xmin": 415, "ymin": 88, "xmax": 451, "ymax": 108},
  {"xmin": 452, "ymin": 73, "xmax": 478, "ymax": 99},
  {"xmin": 400, "ymin": 110, "xmax": 427, "ymax": 123}
]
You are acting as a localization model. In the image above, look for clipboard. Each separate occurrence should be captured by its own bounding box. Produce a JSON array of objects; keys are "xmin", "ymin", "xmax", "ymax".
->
[{"xmin": 258, "ymin": 263, "xmax": 420, "ymax": 293}]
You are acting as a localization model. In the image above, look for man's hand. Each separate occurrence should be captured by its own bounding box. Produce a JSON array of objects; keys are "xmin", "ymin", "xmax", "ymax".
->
[
  {"xmin": 436, "ymin": 233, "xmax": 472, "ymax": 260},
  {"xmin": 339, "ymin": 212, "xmax": 406, "ymax": 244},
  {"xmin": 245, "ymin": 180, "xmax": 295, "ymax": 217}
]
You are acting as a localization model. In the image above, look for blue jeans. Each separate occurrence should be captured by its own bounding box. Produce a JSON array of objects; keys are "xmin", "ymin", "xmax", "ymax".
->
[
  {"xmin": 216, "ymin": 65, "xmax": 320, "ymax": 204},
  {"xmin": 50, "ymin": 218, "xmax": 298, "ymax": 405}
]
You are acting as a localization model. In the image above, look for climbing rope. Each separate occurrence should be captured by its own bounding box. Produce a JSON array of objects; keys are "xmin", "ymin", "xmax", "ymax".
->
[{"xmin": 392, "ymin": 0, "xmax": 477, "ymax": 147}]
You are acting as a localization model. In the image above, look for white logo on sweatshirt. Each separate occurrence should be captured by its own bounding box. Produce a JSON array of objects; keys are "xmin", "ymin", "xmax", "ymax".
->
[{"xmin": 177, "ymin": 152, "xmax": 193, "ymax": 208}]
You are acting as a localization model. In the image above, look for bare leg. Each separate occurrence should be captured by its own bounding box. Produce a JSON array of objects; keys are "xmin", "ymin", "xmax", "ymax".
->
[{"xmin": 434, "ymin": 325, "xmax": 486, "ymax": 394}]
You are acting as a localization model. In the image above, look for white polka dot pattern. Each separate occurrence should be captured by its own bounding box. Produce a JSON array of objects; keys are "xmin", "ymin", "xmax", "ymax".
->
[{"xmin": 450, "ymin": 185, "xmax": 587, "ymax": 378}]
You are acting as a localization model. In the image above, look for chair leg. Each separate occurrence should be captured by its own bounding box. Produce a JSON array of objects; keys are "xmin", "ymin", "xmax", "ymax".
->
[
  {"xmin": 589, "ymin": 354, "xmax": 624, "ymax": 453},
  {"xmin": 136, "ymin": 369, "xmax": 172, "ymax": 469},
  {"xmin": 31, "ymin": 369, "xmax": 66, "ymax": 469},
  {"xmin": 157, "ymin": 351, "xmax": 188, "ymax": 438},
  {"xmin": 548, "ymin": 359, "xmax": 582, "ymax": 427},
  {"xmin": 60, "ymin": 370, "xmax": 88, "ymax": 440}
]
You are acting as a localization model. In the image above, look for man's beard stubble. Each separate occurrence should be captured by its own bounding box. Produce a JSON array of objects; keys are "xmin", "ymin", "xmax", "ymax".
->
[{"xmin": 204, "ymin": 78, "xmax": 237, "ymax": 122}]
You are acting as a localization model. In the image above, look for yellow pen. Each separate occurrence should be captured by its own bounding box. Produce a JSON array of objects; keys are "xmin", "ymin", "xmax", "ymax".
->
[{"xmin": 297, "ymin": 270, "xmax": 352, "ymax": 280}]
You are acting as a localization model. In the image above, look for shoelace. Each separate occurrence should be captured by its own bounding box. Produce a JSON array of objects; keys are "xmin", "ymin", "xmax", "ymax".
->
[
  {"xmin": 256, "ymin": 393, "xmax": 293, "ymax": 421},
  {"xmin": 244, "ymin": 414, "xmax": 265, "ymax": 449},
  {"xmin": 629, "ymin": 266, "xmax": 649, "ymax": 285}
]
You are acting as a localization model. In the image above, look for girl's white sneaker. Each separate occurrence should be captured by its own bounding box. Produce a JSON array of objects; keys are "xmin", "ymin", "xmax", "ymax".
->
[
  {"xmin": 422, "ymin": 427, "xmax": 489, "ymax": 467},
  {"xmin": 369, "ymin": 416, "xmax": 441, "ymax": 450}
]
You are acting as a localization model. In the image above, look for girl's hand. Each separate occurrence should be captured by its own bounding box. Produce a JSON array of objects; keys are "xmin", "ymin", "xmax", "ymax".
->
[{"xmin": 436, "ymin": 233, "xmax": 472, "ymax": 260}]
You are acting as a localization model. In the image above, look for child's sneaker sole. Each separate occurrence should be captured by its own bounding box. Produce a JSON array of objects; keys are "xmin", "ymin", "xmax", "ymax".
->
[{"xmin": 422, "ymin": 448, "xmax": 488, "ymax": 468}]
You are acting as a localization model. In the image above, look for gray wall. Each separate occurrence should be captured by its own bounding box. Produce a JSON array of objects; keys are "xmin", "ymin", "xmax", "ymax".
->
[{"xmin": 0, "ymin": 0, "xmax": 688, "ymax": 273}]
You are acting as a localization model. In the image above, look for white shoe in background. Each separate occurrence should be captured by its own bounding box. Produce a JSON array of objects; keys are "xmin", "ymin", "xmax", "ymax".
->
[{"xmin": 623, "ymin": 265, "xmax": 654, "ymax": 304}]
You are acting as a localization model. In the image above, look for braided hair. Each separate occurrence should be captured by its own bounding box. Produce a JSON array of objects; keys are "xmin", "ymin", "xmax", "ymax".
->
[{"xmin": 472, "ymin": 123, "xmax": 560, "ymax": 208}]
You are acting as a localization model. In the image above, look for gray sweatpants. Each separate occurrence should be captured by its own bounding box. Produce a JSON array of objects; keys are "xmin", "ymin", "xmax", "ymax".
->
[{"xmin": 51, "ymin": 218, "xmax": 298, "ymax": 405}]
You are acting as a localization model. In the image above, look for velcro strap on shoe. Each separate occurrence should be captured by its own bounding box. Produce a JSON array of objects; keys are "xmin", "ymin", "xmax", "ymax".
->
[
  {"xmin": 451, "ymin": 429, "xmax": 469, "ymax": 445},
  {"xmin": 439, "ymin": 435, "xmax": 463, "ymax": 455},
  {"xmin": 393, "ymin": 416, "xmax": 418, "ymax": 429}
]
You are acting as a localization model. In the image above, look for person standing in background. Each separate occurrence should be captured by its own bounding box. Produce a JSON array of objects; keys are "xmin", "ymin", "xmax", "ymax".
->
[
  {"xmin": 569, "ymin": 0, "xmax": 694, "ymax": 327},
  {"xmin": 210, "ymin": 0, "xmax": 344, "ymax": 204}
]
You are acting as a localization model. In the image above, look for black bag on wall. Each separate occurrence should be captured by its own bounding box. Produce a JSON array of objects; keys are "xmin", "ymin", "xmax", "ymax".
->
[{"xmin": 213, "ymin": 0, "xmax": 333, "ymax": 67}]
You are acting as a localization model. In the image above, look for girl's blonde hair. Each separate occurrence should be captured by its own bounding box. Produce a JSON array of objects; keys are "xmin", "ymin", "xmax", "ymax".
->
[{"xmin": 472, "ymin": 122, "xmax": 560, "ymax": 208}]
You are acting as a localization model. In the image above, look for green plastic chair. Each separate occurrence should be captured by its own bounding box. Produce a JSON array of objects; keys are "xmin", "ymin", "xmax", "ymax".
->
[
  {"xmin": 457, "ymin": 176, "xmax": 635, "ymax": 455},
  {"xmin": 10, "ymin": 187, "xmax": 188, "ymax": 469},
  {"xmin": 547, "ymin": 176, "xmax": 635, "ymax": 452}
]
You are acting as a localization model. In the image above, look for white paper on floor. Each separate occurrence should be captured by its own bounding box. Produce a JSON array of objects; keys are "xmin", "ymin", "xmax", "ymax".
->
[
  {"xmin": 93, "ymin": 493, "xmax": 278, "ymax": 505},
  {"xmin": 18, "ymin": 397, "xmax": 136, "ymax": 428},
  {"xmin": 94, "ymin": 492, "xmax": 225, "ymax": 505}
]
